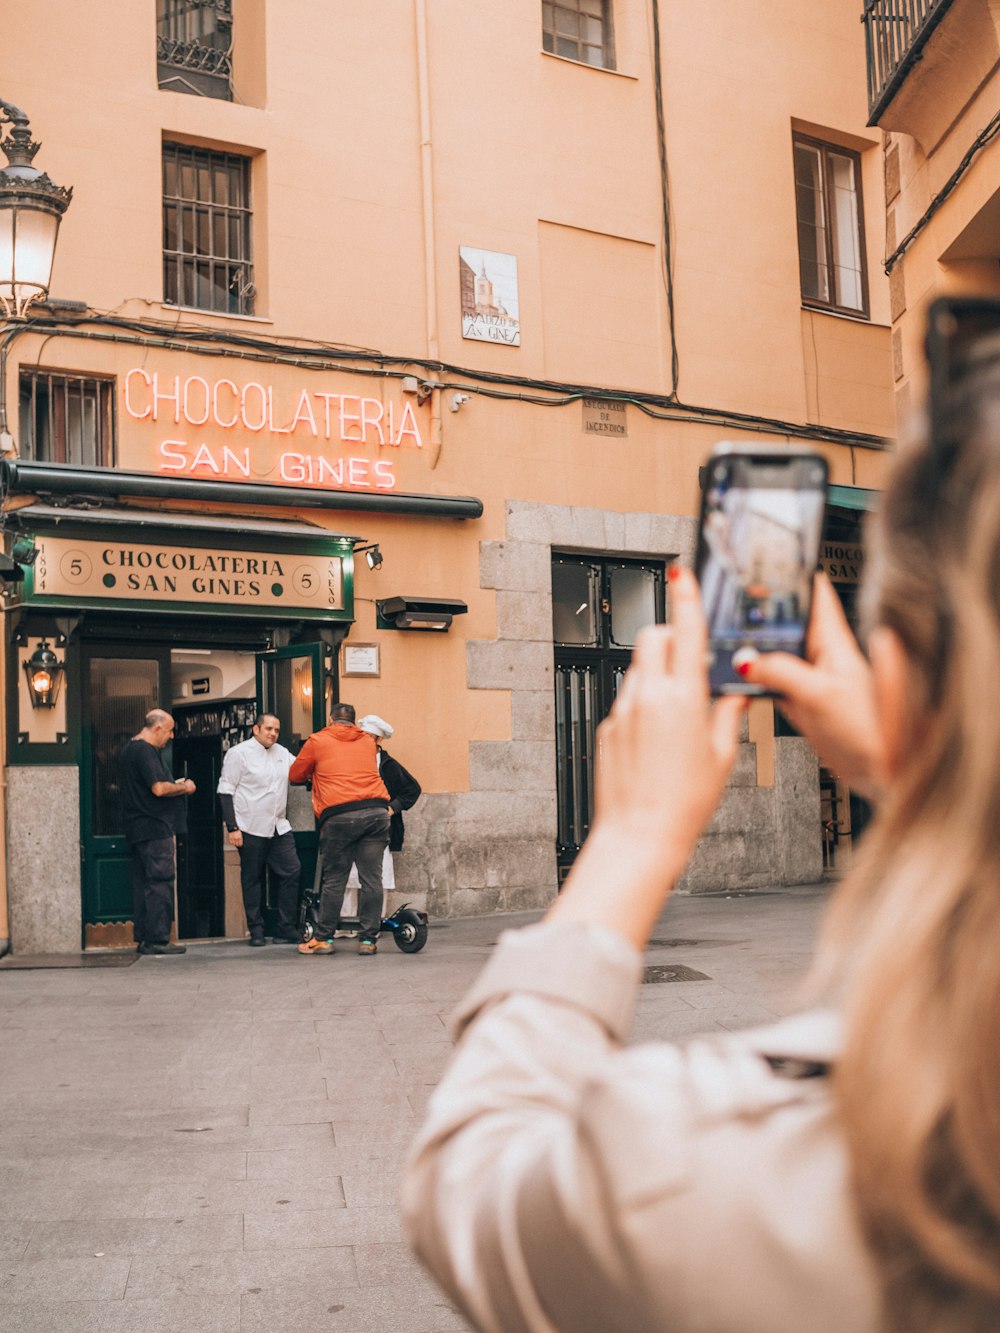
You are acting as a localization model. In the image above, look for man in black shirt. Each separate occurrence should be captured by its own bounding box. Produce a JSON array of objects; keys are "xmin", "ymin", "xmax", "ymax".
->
[{"xmin": 120, "ymin": 709, "xmax": 195, "ymax": 956}]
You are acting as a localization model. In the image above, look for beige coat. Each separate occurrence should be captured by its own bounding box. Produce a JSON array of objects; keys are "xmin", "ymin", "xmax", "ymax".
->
[{"xmin": 402, "ymin": 921, "xmax": 881, "ymax": 1332}]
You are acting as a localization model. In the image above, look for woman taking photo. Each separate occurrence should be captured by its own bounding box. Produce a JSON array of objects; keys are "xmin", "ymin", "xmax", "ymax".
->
[{"xmin": 402, "ymin": 315, "xmax": 1000, "ymax": 1331}]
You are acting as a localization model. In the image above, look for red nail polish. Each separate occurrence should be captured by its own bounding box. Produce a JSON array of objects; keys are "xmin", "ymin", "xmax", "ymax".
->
[
  {"xmin": 736, "ymin": 661, "xmax": 750, "ymax": 676},
  {"xmin": 667, "ymin": 565, "xmax": 681, "ymax": 581}
]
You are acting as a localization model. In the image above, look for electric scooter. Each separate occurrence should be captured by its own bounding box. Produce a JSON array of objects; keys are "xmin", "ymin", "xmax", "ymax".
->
[{"xmin": 297, "ymin": 861, "xmax": 429, "ymax": 953}]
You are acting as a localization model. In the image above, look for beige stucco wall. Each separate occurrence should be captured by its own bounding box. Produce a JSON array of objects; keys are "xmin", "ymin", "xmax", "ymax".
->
[
  {"xmin": 2, "ymin": 1, "xmax": 896, "ymax": 937},
  {"xmin": 872, "ymin": 0, "xmax": 1000, "ymax": 422},
  {"xmin": 6, "ymin": 2, "xmax": 894, "ymax": 421}
]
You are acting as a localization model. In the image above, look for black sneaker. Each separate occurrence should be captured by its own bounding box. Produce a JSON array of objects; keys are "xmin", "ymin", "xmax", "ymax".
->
[
  {"xmin": 138, "ymin": 942, "xmax": 187, "ymax": 955},
  {"xmin": 248, "ymin": 932, "xmax": 266, "ymax": 947},
  {"xmin": 271, "ymin": 930, "xmax": 300, "ymax": 944}
]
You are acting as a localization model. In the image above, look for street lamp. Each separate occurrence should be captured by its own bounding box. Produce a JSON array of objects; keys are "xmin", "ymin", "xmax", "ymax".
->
[{"xmin": 0, "ymin": 100, "xmax": 73, "ymax": 319}]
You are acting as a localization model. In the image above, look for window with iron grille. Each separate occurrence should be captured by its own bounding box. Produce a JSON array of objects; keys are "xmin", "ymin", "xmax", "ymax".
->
[
  {"xmin": 157, "ymin": 0, "xmax": 233, "ymax": 101},
  {"xmin": 793, "ymin": 135, "xmax": 869, "ymax": 319},
  {"xmin": 162, "ymin": 142, "xmax": 255, "ymax": 315},
  {"xmin": 543, "ymin": 0, "xmax": 615, "ymax": 69},
  {"xmin": 18, "ymin": 370, "xmax": 116, "ymax": 468}
]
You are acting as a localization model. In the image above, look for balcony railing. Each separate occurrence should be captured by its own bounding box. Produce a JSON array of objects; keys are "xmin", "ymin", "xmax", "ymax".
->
[
  {"xmin": 156, "ymin": 0, "xmax": 233, "ymax": 101},
  {"xmin": 863, "ymin": 0, "xmax": 956, "ymax": 123}
]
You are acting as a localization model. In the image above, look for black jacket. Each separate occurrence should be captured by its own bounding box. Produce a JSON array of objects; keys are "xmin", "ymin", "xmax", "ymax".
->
[{"xmin": 380, "ymin": 749, "xmax": 421, "ymax": 851}]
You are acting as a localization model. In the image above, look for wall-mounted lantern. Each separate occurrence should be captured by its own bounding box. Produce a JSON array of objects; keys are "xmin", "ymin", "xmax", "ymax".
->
[
  {"xmin": 294, "ymin": 661, "xmax": 314, "ymax": 705},
  {"xmin": 0, "ymin": 99, "xmax": 73, "ymax": 319},
  {"xmin": 377, "ymin": 596, "xmax": 468, "ymax": 632},
  {"xmin": 23, "ymin": 638, "xmax": 64, "ymax": 708}
]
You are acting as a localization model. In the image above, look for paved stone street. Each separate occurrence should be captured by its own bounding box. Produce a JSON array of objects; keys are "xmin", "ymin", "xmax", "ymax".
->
[{"xmin": 0, "ymin": 884, "xmax": 831, "ymax": 1332}]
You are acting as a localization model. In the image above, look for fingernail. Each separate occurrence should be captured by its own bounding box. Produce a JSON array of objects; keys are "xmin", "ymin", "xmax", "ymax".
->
[
  {"xmin": 667, "ymin": 565, "xmax": 681, "ymax": 581},
  {"xmin": 736, "ymin": 661, "xmax": 751, "ymax": 676}
]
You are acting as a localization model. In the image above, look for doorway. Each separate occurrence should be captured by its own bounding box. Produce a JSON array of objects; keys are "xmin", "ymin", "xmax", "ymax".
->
[
  {"xmin": 79, "ymin": 625, "xmax": 328, "ymax": 946},
  {"xmin": 552, "ymin": 554, "xmax": 665, "ymax": 881},
  {"xmin": 171, "ymin": 648, "xmax": 258, "ymax": 939}
]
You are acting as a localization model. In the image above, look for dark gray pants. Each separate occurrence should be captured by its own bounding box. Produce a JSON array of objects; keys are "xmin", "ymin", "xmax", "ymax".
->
[
  {"xmin": 239, "ymin": 830, "xmax": 301, "ymax": 935},
  {"xmin": 130, "ymin": 836, "xmax": 175, "ymax": 947},
  {"xmin": 317, "ymin": 809, "xmax": 391, "ymax": 943}
]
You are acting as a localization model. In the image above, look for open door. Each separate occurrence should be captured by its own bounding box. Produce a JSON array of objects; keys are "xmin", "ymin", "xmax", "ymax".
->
[
  {"xmin": 255, "ymin": 643, "xmax": 328, "ymax": 906},
  {"xmin": 80, "ymin": 642, "xmax": 172, "ymax": 947}
]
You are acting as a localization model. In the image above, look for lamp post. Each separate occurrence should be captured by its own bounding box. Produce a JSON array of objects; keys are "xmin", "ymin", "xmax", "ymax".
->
[{"xmin": 0, "ymin": 100, "xmax": 73, "ymax": 319}]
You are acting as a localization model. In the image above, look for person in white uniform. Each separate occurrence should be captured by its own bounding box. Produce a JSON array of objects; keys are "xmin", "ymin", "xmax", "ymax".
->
[{"xmin": 217, "ymin": 713, "xmax": 301, "ymax": 945}]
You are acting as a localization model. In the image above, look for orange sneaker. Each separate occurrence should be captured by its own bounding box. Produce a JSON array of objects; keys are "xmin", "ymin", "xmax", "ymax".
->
[
  {"xmin": 297, "ymin": 937, "xmax": 334, "ymax": 955},
  {"xmin": 358, "ymin": 939, "xmax": 377, "ymax": 955}
]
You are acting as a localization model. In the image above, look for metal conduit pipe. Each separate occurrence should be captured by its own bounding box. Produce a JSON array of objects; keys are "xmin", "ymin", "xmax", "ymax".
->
[{"xmin": 0, "ymin": 460, "xmax": 484, "ymax": 519}]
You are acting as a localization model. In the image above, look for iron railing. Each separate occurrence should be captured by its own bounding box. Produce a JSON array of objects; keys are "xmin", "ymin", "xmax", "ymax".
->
[
  {"xmin": 156, "ymin": 0, "xmax": 232, "ymax": 99},
  {"xmin": 156, "ymin": 36, "xmax": 231, "ymax": 78},
  {"xmin": 863, "ymin": 0, "xmax": 956, "ymax": 123}
]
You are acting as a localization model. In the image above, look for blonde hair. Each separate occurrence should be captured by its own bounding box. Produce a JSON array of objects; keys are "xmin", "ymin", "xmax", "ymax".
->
[{"xmin": 815, "ymin": 372, "xmax": 1000, "ymax": 1329}]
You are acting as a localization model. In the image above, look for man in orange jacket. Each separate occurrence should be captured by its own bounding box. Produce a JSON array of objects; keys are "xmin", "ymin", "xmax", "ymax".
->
[{"xmin": 289, "ymin": 702, "xmax": 391, "ymax": 955}]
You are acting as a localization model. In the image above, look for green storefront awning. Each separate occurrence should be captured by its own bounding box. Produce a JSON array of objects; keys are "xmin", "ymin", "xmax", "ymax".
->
[
  {"xmin": 828, "ymin": 484, "xmax": 880, "ymax": 512},
  {"xmin": 10, "ymin": 503, "xmax": 358, "ymax": 622}
]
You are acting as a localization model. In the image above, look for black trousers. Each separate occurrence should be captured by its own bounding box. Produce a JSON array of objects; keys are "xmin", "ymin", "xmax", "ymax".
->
[
  {"xmin": 317, "ymin": 809, "xmax": 390, "ymax": 943},
  {"xmin": 239, "ymin": 830, "xmax": 301, "ymax": 935},
  {"xmin": 131, "ymin": 836, "xmax": 176, "ymax": 947}
]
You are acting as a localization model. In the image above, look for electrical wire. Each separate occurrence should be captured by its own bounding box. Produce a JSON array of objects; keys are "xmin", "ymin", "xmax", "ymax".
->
[
  {"xmin": 649, "ymin": 0, "xmax": 679, "ymax": 398},
  {"xmin": 885, "ymin": 107, "xmax": 1000, "ymax": 273},
  {"xmin": 9, "ymin": 312, "xmax": 890, "ymax": 451}
]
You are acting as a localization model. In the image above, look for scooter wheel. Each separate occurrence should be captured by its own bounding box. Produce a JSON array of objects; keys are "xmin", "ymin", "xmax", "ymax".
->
[
  {"xmin": 392, "ymin": 921, "xmax": 428, "ymax": 953},
  {"xmin": 301, "ymin": 920, "xmax": 315, "ymax": 943}
]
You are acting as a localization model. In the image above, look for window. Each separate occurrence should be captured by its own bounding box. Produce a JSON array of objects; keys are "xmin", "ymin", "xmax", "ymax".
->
[
  {"xmin": 157, "ymin": 0, "xmax": 233, "ymax": 100},
  {"xmin": 162, "ymin": 142, "xmax": 255, "ymax": 315},
  {"xmin": 793, "ymin": 135, "xmax": 868, "ymax": 318},
  {"xmin": 18, "ymin": 370, "xmax": 115, "ymax": 468},
  {"xmin": 542, "ymin": 0, "xmax": 614, "ymax": 69}
]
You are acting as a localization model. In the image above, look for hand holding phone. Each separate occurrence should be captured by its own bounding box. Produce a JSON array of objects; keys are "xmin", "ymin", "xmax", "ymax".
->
[
  {"xmin": 695, "ymin": 444, "xmax": 828, "ymax": 695},
  {"xmin": 926, "ymin": 295, "xmax": 1000, "ymax": 488},
  {"xmin": 739, "ymin": 573, "xmax": 885, "ymax": 797}
]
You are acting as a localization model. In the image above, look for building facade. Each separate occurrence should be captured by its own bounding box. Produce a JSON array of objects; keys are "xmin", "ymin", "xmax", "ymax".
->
[
  {"xmin": 862, "ymin": 0, "xmax": 1000, "ymax": 413},
  {"xmin": 1, "ymin": 1, "xmax": 895, "ymax": 954}
]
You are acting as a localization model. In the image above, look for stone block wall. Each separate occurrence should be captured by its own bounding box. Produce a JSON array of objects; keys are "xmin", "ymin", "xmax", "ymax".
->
[
  {"xmin": 7, "ymin": 766, "xmax": 81, "ymax": 954},
  {"xmin": 397, "ymin": 499, "xmax": 822, "ymax": 918}
]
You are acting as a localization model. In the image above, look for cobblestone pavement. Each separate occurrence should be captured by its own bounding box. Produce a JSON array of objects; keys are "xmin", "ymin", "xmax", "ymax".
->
[{"xmin": 0, "ymin": 883, "xmax": 831, "ymax": 1332}]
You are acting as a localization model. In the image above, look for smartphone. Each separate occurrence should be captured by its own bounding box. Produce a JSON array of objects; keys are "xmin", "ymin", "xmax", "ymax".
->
[
  {"xmin": 695, "ymin": 444, "xmax": 828, "ymax": 695},
  {"xmin": 926, "ymin": 296, "xmax": 1000, "ymax": 483}
]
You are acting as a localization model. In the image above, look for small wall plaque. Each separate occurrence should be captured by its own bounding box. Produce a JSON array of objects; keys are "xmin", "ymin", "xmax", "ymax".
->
[
  {"xmin": 582, "ymin": 397, "xmax": 628, "ymax": 437},
  {"xmin": 342, "ymin": 643, "xmax": 380, "ymax": 678}
]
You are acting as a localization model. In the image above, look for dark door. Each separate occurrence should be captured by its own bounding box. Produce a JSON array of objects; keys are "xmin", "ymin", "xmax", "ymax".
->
[
  {"xmin": 173, "ymin": 733, "xmax": 225, "ymax": 938},
  {"xmin": 255, "ymin": 643, "xmax": 328, "ymax": 913},
  {"xmin": 80, "ymin": 644, "xmax": 171, "ymax": 945},
  {"xmin": 552, "ymin": 556, "xmax": 665, "ymax": 882}
]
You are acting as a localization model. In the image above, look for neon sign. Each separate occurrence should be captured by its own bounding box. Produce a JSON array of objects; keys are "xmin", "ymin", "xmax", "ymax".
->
[{"xmin": 123, "ymin": 369, "xmax": 424, "ymax": 492}]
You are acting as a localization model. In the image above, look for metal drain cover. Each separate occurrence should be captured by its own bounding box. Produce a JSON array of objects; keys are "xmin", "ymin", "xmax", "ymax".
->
[
  {"xmin": 642, "ymin": 964, "xmax": 710, "ymax": 984},
  {"xmin": 647, "ymin": 938, "xmax": 741, "ymax": 950},
  {"xmin": 647, "ymin": 938, "xmax": 706, "ymax": 948}
]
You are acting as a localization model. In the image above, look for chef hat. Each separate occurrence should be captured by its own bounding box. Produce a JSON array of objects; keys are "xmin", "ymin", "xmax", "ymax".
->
[{"xmin": 358, "ymin": 714, "xmax": 394, "ymax": 739}]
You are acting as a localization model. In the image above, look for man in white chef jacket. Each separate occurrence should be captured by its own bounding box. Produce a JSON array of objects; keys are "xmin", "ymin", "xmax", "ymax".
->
[{"xmin": 217, "ymin": 713, "xmax": 301, "ymax": 946}]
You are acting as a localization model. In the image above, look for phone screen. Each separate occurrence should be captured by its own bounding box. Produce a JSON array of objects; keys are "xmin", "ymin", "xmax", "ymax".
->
[{"xmin": 696, "ymin": 450, "xmax": 828, "ymax": 694}]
